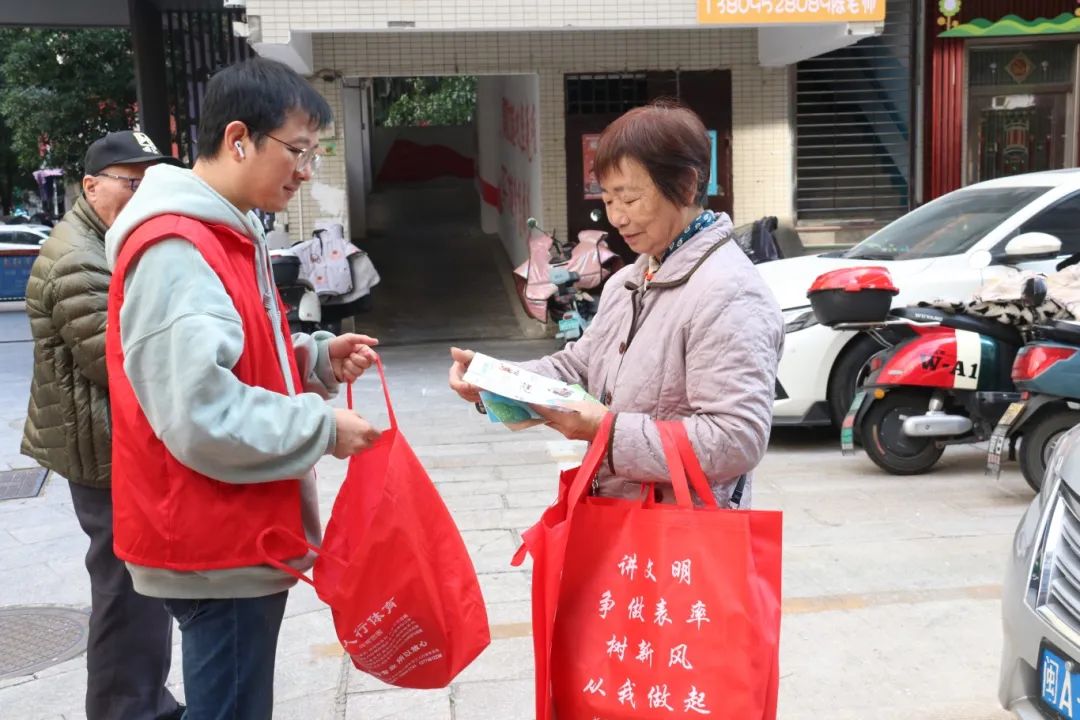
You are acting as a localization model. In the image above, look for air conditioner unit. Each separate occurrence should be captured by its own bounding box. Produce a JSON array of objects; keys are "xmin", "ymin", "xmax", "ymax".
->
[{"xmin": 223, "ymin": 0, "xmax": 247, "ymax": 9}]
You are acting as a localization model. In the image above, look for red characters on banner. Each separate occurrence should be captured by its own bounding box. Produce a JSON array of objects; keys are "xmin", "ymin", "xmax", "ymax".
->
[
  {"xmin": 499, "ymin": 164, "xmax": 531, "ymax": 239},
  {"xmin": 502, "ymin": 98, "xmax": 537, "ymax": 161}
]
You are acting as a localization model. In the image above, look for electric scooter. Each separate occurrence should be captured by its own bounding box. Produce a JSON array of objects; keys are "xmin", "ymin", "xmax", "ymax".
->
[
  {"xmin": 986, "ymin": 279, "xmax": 1080, "ymax": 490},
  {"xmin": 512, "ymin": 212, "xmax": 623, "ymax": 342},
  {"xmin": 811, "ymin": 266, "xmax": 1024, "ymax": 475}
]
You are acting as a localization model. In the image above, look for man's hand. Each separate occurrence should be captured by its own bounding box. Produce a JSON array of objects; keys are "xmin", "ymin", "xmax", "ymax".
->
[
  {"xmin": 531, "ymin": 400, "xmax": 608, "ymax": 442},
  {"xmin": 329, "ymin": 334, "xmax": 379, "ymax": 383},
  {"xmin": 448, "ymin": 346, "xmax": 481, "ymax": 403},
  {"xmin": 332, "ymin": 409, "xmax": 381, "ymax": 458}
]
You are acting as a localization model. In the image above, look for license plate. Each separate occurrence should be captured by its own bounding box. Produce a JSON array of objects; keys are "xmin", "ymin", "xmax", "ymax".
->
[
  {"xmin": 840, "ymin": 390, "xmax": 867, "ymax": 456},
  {"xmin": 1040, "ymin": 642, "xmax": 1080, "ymax": 718},
  {"xmin": 985, "ymin": 401, "xmax": 1026, "ymax": 479}
]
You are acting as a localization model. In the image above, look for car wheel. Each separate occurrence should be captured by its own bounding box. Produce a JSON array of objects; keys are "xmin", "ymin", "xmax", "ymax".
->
[
  {"xmin": 1019, "ymin": 406, "xmax": 1080, "ymax": 493},
  {"xmin": 828, "ymin": 335, "xmax": 882, "ymax": 428},
  {"xmin": 861, "ymin": 389, "xmax": 946, "ymax": 475}
]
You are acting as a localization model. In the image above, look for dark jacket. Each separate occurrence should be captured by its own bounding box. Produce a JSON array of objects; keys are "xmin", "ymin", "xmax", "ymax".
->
[{"xmin": 22, "ymin": 196, "xmax": 112, "ymax": 488}]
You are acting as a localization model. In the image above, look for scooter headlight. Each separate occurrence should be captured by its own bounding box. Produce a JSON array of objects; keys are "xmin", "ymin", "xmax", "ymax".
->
[{"xmin": 783, "ymin": 306, "xmax": 819, "ymax": 334}]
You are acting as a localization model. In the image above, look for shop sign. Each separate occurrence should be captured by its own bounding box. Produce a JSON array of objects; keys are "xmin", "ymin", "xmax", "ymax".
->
[{"xmin": 697, "ymin": 0, "xmax": 885, "ymax": 25}]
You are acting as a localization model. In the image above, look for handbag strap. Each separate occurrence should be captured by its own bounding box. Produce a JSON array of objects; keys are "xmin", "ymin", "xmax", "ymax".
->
[
  {"xmin": 565, "ymin": 417, "xmax": 714, "ymax": 512},
  {"xmin": 255, "ymin": 526, "xmax": 349, "ymax": 588},
  {"xmin": 344, "ymin": 354, "xmax": 397, "ymax": 431},
  {"xmin": 656, "ymin": 421, "xmax": 720, "ymax": 509},
  {"xmin": 564, "ymin": 412, "xmax": 617, "ymax": 511}
]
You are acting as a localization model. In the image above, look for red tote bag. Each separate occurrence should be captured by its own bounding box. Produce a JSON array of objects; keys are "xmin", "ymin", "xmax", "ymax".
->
[
  {"xmin": 512, "ymin": 415, "xmax": 781, "ymax": 719},
  {"xmin": 259, "ymin": 358, "xmax": 490, "ymax": 689}
]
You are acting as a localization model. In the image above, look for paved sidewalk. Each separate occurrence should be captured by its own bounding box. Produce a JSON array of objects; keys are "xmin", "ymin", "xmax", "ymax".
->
[{"xmin": 0, "ymin": 330, "xmax": 1033, "ymax": 719}]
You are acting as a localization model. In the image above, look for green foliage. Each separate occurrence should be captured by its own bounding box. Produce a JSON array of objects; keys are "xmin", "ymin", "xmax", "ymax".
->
[
  {"xmin": 380, "ymin": 76, "xmax": 477, "ymax": 128},
  {"xmin": 0, "ymin": 28, "xmax": 137, "ymax": 176}
]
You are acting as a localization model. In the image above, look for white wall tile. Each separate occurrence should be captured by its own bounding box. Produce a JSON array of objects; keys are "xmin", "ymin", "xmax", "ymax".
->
[{"xmin": 280, "ymin": 28, "xmax": 794, "ymax": 242}]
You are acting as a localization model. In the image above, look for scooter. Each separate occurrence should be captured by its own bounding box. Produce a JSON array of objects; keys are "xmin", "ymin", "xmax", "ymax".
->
[
  {"xmin": 512, "ymin": 212, "xmax": 623, "ymax": 342},
  {"xmin": 986, "ymin": 279, "xmax": 1080, "ymax": 490},
  {"xmin": 732, "ymin": 216, "xmax": 783, "ymax": 264},
  {"xmin": 270, "ymin": 250, "xmax": 322, "ymax": 333},
  {"xmin": 270, "ymin": 224, "xmax": 380, "ymax": 334},
  {"xmin": 314, "ymin": 246, "xmax": 377, "ymax": 334},
  {"xmin": 810, "ymin": 266, "xmax": 1024, "ymax": 475}
]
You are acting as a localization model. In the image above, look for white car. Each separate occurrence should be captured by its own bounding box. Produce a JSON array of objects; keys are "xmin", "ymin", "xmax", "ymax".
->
[
  {"xmin": 757, "ymin": 169, "xmax": 1080, "ymax": 427},
  {"xmin": 0, "ymin": 224, "xmax": 49, "ymax": 248}
]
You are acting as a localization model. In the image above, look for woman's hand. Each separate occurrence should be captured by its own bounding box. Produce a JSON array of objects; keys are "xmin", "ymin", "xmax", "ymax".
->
[
  {"xmin": 531, "ymin": 400, "xmax": 608, "ymax": 441},
  {"xmin": 329, "ymin": 334, "xmax": 379, "ymax": 383},
  {"xmin": 448, "ymin": 347, "xmax": 482, "ymax": 403}
]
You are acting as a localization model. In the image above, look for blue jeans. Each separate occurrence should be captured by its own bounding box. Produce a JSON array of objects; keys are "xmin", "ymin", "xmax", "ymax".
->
[{"xmin": 163, "ymin": 592, "xmax": 289, "ymax": 720}]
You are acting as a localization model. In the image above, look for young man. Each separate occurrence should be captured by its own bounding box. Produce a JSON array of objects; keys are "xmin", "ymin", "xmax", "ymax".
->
[
  {"xmin": 23, "ymin": 130, "xmax": 184, "ymax": 720},
  {"xmin": 104, "ymin": 58, "xmax": 380, "ymax": 718}
]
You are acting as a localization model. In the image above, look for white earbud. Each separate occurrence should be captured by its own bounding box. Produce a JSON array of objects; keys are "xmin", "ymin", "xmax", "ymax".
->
[{"xmin": 235, "ymin": 141, "xmax": 245, "ymax": 159}]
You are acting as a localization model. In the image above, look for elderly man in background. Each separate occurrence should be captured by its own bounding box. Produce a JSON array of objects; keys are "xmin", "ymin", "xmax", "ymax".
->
[{"xmin": 22, "ymin": 130, "xmax": 185, "ymax": 720}]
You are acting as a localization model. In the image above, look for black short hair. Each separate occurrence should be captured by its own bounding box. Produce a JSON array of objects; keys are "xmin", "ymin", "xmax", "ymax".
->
[{"xmin": 196, "ymin": 57, "xmax": 333, "ymax": 159}]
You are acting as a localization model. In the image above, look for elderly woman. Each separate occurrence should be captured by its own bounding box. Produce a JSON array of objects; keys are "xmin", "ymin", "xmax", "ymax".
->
[{"xmin": 450, "ymin": 102, "xmax": 783, "ymax": 505}]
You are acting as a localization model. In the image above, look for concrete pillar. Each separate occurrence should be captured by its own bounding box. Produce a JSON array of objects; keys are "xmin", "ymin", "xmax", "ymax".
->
[
  {"xmin": 343, "ymin": 80, "xmax": 368, "ymax": 239},
  {"xmin": 475, "ymin": 76, "xmax": 502, "ymax": 236}
]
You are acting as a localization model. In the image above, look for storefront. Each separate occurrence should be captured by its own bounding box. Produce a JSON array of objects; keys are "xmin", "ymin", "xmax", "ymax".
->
[
  {"xmin": 925, "ymin": 0, "xmax": 1080, "ymax": 199},
  {"xmin": 244, "ymin": 0, "xmax": 887, "ymax": 252}
]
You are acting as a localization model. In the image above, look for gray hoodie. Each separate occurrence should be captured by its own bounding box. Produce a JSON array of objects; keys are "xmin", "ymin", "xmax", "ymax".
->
[{"xmin": 105, "ymin": 164, "xmax": 339, "ymax": 599}]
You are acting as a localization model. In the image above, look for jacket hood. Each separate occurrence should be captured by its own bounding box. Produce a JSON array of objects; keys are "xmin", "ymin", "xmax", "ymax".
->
[{"xmin": 105, "ymin": 164, "xmax": 263, "ymax": 269}]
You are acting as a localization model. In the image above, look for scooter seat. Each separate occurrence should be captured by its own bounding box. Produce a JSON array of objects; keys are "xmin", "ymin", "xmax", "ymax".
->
[
  {"xmin": 890, "ymin": 306, "xmax": 1022, "ymax": 346},
  {"xmin": 1034, "ymin": 320, "xmax": 1080, "ymax": 345}
]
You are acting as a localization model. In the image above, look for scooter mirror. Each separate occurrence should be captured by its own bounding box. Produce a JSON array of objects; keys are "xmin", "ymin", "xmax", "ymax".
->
[
  {"xmin": 1021, "ymin": 276, "xmax": 1048, "ymax": 308},
  {"xmin": 968, "ymin": 250, "xmax": 993, "ymax": 270},
  {"xmin": 589, "ymin": 209, "xmax": 603, "ymax": 223},
  {"xmin": 527, "ymin": 217, "xmax": 538, "ymax": 229}
]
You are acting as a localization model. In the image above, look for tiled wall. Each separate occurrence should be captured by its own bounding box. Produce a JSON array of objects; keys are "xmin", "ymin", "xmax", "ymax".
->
[
  {"xmin": 249, "ymin": 0, "xmax": 714, "ymax": 44},
  {"xmin": 292, "ymin": 76, "xmax": 347, "ymax": 236},
  {"xmin": 281, "ymin": 29, "xmax": 794, "ymax": 241}
]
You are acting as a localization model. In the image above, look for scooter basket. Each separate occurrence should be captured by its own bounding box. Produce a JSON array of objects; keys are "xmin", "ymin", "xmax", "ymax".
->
[{"xmin": 807, "ymin": 266, "xmax": 899, "ymax": 325}]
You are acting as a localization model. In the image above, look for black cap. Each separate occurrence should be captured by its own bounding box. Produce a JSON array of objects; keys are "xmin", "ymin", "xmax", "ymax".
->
[{"xmin": 83, "ymin": 131, "xmax": 184, "ymax": 177}]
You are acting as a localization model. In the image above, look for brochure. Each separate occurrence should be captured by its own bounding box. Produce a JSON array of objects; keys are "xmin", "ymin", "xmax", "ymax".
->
[{"xmin": 463, "ymin": 353, "xmax": 600, "ymax": 429}]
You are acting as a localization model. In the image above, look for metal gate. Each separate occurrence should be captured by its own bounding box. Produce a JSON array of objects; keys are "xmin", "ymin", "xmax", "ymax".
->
[
  {"xmin": 564, "ymin": 70, "xmax": 733, "ymax": 260},
  {"xmin": 161, "ymin": 8, "xmax": 252, "ymax": 165},
  {"xmin": 795, "ymin": 0, "xmax": 914, "ymax": 223}
]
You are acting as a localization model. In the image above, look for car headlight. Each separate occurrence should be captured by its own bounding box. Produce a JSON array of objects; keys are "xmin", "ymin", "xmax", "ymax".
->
[{"xmin": 783, "ymin": 306, "xmax": 819, "ymax": 334}]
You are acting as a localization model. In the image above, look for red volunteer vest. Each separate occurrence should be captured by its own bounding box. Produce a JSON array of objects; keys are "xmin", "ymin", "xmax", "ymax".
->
[{"xmin": 105, "ymin": 214, "xmax": 306, "ymax": 571}]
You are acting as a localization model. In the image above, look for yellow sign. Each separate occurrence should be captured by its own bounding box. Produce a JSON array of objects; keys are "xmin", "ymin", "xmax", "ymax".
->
[{"xmin": 698, "ymin": 0, "xmax": 886, "ymax": 24}]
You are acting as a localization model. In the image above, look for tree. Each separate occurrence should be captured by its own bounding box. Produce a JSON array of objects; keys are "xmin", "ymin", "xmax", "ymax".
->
[
  {"xmin": 381, "ymin": 76, "xmax": 477, "ymax": 128},
  {"xmin": 0, "ymin": 28, "xmax": 137, "ymax": 178},
  {"xmin": 0, "ymin": 113, "xmax": 33, "ymax": 216}
]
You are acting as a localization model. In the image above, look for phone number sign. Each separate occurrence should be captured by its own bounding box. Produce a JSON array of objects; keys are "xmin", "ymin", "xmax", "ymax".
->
[{"xmin": 698, "ymin": 0, "xmax": 885, "ymax": 24}]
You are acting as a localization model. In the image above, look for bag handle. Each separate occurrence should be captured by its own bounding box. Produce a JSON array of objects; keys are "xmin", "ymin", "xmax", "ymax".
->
[
  {"xmin": 344, "ymin": 353, "xmax": 397, "ymax": 431},
  {"xmin": 656, "ymin": 421, "xmax": 720, "ymax": 510},
  {"xmin": 255, "ymin": 526, "xmax": 349, "ymax": 588},
  {"xmin": 563, "ymin": 416, "xmax": 713, "ymax": 512},
  {"xmin": 511, "ymin": 413, "xmax": 616, "ymax": 568},
  {"xmin": 563, "ymin": 412, "xmax": 617, "ymax": 510},
  {"xmin": 656, "ymin": 423, "xmax": 694, "ymax": 509}
]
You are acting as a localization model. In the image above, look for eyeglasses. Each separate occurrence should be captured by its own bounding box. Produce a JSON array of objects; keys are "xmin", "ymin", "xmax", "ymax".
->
[
  {"xmin": 95, "ymin": 173, "xmax": 142, "ymax": 192},
  {"xmin": 264, "ymin": 133, "xmax": 322, "ymax": 176}
]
